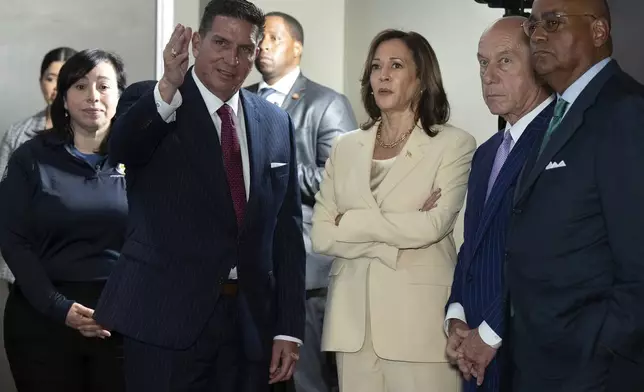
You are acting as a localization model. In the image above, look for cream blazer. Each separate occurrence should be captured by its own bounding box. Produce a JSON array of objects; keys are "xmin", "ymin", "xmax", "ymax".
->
[{"xmin": 311, "ymin": 123, "xmax": 476, "ymax": 362}]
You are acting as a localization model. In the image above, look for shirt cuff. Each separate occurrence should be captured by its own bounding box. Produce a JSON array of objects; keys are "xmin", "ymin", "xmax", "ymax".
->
[
  {"xmin": 274, "ymin": 335, "xmax": 303, "ymax": 347},
  {"xmin": 153, "ymin": 81, "xmax": 182, "ymax": 122},
  {"xmin": 52, "ymin": 298, "xmax": 75, "ymax": 325},
  {"xmin": 478, "ymin": 321, "xmax": 502, "ymax": 349},
  {"xmin": 444, "ymin": 302, "xmax": 467, "ymax": 336}
]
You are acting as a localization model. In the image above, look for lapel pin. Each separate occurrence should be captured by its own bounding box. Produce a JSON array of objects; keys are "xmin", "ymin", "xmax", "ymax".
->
[
  {"xmin": 292, "ymin": 93, "xmax": 300, "ymax": 100},
  {"xmin": 406, "ymin": 151, "xmax": 412, "ymax": 158}
]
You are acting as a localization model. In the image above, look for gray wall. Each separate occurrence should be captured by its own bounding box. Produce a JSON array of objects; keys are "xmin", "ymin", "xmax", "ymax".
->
[
  {"xmin": 0, "ymin": 0, "xmax": 157, "ymax": 140},
  {"xmin": 609, "ymin": 0, "xmax": 644, "ymax": 83}
]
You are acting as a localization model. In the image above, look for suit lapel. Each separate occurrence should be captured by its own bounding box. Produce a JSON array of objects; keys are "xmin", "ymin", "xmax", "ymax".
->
[
  {"xmin": 354, "ymin": 129, "xmax": 379, "ymax": 208},
  {"xmin": 472, "ymin": 102, "xmax": 554, "ymax": 253},
  {"xmin": 469, "ymin": 132, "xmax": 503, "ymax": 231},
  {"xmin": 281, "ymin": 74, "xmax": 307, "ymax": 113},
  {"xmin": 459, "ymin": 131, "xmax": 502, "ymax": 272},
  {"xmin": 238, "ymin": 90, "xmax": 263, "ymax": 235},
  {"xmin": 374, "ymin": 127, "xmax": 427, "ymax": 204},
  {"xmin": 176, "ymin": 72, "xmax": 227, "ymax": 194},
  {"xmin": 516, "ymin": 61, "xmax": 619, "ymax": 204},
  {"xmin": 459, "ymin": 132, "xmax": 503, "ymax": 272}
]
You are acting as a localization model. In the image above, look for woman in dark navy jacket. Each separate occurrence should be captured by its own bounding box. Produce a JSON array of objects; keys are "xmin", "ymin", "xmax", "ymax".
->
[{"xmin": 0, "ymin": 49, "xmax": 127, "ymax": 392}]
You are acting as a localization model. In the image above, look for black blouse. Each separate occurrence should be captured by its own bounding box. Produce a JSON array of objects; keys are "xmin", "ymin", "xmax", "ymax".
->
[{"xmin": 0, "ymin": 132, "xmax": 128, "ymax": 323}]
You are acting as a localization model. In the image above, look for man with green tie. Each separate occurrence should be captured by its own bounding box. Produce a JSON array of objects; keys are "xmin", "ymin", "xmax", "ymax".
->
[{"xmin": 505, "ymin": 0, "xmax": 644, "ymax": 391}]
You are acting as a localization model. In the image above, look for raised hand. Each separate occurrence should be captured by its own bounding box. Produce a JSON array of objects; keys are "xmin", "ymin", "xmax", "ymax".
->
[{"xmin": 160, "ymin": 24, "xmax": 192, "ymax": 102}]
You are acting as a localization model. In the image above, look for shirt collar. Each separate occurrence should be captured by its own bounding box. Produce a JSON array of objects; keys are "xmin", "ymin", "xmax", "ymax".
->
[
  {"xmin": 504, "ymin": 94, "xmax": 556, "ymax": 142},
  {"xmin": 258, "ymin": 66, "xmax": 301, "ymax": 95},
  {"xmin": 560, "ymin": 57, "xmax": 612, "ymax": 106},
  {"xmin": 191, "ymin": 68, "xmax": 240, "ymax": 116}
]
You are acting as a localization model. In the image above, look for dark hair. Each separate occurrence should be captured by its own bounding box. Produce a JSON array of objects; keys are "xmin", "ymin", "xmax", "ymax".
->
[
  {"xmin": 199, "ymin": 0, "xmax": 265, "ymax": 41},
  {"xmin": 266, "ymin": 11, "xmax": 304, "ymax": 44},
  {"xmin": 40, "ymin": 47, "xmax": 77, "ymax": 79},
  {"xmin": 50, "ymin": 49, "xmax": 126, "ymax": 154},
  {"xmin": 360, "ymin": 30, "xmax": 450, "ymax": 137}
]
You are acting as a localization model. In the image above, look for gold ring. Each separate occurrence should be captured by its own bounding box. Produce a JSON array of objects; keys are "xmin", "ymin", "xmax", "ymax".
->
[{"xmin": 289, "ymin": 352, "xmax": 300, "ymax": 361}]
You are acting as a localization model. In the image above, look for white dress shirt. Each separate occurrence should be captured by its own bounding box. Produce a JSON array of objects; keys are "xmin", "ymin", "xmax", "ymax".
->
[
  {"xmin": 444, "ymin": 94, "xmax": 555, "ymax": 348},
  {"xmin": 257, "ymin": 66, "xmax": 301, "ymax": 107},
  {"xmin": 153, "ymin": 69, "xmax": 302, "ymax": 346}
]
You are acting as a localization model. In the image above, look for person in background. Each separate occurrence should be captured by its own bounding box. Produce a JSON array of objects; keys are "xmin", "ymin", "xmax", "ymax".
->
[
  {"xmin": 0, "ymin": 46, "xmax": 77, "ymax": 289},
  {"xmin": 311, "ymin": 29, "xmax": 475, "ymax": 392},
  {"xmin": 444, "ymin": 16, "xmax": 554, "ymax": 392},
  {"xmin": 507, "ymin": 0, "xmax": 644, "ymax": 390},
  {"xmin": 247, "ymin": 11, "xmax": 357, "ymax": 392},
  {"xmin": 0, "ymin": 49, "xmax": 127, "ymax": 392}
]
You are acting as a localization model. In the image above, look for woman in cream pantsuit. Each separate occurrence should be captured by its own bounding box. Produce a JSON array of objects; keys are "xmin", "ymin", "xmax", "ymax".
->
[{"xmin": 311, "ymin": 29, "xmax": 476, "ymax": 392}]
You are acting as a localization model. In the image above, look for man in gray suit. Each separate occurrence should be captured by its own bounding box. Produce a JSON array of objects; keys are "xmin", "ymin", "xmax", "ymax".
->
[{"xmin": 246, "ymin": 12, "xmax": 357, "ymax": 392}]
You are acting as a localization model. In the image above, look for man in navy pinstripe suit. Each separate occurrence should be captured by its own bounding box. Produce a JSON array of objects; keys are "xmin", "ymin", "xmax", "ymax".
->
[
  {"xmin": 444, "ymin": 16, "xmax": 555, "ymax": 392},
  {"xmin": 94, "ymin": 1, "xmax": 305, "ymax": 391}
]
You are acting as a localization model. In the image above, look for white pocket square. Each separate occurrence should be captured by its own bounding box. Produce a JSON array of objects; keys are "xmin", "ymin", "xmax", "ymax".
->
[
  {"xmin": 271, "ymin": 162, "xmax": 287, "ymax": 168},
  {"xmin": 545, "ymin": 160, "xmax": 566, "ymax": 170}
]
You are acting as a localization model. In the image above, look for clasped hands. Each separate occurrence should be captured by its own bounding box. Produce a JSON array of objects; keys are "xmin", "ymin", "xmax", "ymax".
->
[
  {"xmin": 445, "ymin": 319, "xmax": 497, "ymax": 387},
  {"xmin": 334, "ymin": 188, "xmax": 441, "ymax": 225},
  {"xmin": 65, "ymin": 302, "xmax": 111, "ymax": 339}
]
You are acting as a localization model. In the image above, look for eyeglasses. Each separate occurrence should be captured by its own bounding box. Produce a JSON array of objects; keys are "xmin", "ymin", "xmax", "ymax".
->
[{"xmin": 522, "ymin": 13, "xmax": 597, "ymax": 36}]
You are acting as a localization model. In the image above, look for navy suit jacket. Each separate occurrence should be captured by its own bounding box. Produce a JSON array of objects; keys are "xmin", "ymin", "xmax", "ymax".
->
[
  {"xmin": 95, "ymin": 74, "xmax": 306, "ymax": 361},
  {"xmin": 448, "ymin": 101, "xmax": 554, "ymax": 391},
  {"xmin": 507, "ymin": 61, "xmax": 644, "ymax": 391}
]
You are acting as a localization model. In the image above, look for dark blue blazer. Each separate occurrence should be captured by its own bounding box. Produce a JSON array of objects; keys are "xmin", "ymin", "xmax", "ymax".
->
[
  {"xmin": 95, "ymin": 73, "xmax": 306, "ymax": 361},
  {"xmin": 447, "ymin": 101, "xmax": 554, "ymax": 392},
  {"xmin": 507, "ymin": 61, "xmax": 644, "ymax": 391}
]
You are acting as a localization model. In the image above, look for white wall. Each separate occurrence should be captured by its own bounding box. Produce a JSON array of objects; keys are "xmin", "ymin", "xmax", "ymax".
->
[
  {"xmin": 345, "ymin": 0, "xmax": 502, "ymax": 245},
  {"xmin": 0, "ymin": 0, "xmax": 157, "ymax": 140}
]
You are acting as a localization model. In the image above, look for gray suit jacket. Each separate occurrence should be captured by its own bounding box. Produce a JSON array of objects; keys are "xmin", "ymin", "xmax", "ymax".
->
[
  {"xmin": 246, "ymin": 74, "xmax": 357, "ymax": 290},
  {"xmin": 0, "ymin": 110, "xmax": 46, "ymax": 283}
]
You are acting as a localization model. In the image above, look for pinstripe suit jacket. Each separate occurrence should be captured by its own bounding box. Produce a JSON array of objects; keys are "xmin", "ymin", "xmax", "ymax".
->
[
  {"xmin": 94, "ymin": 75, "xmax": 306, "ymax": 361},
  {"xmin": 447, "ymin": 101, "xmax": 554, "ymax": 392}
]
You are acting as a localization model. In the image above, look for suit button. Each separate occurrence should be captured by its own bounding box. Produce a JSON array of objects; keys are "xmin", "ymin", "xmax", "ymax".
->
[
  {"xmin": 513, "ymin": 208, "xmax": 522, "ymax": 215},
  {"xmin": 504, "ymin": 252, "xmax": 510, "ymax": 261}
]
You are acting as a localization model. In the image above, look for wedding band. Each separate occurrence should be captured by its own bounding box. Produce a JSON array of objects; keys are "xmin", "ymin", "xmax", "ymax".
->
[{"xmin": 171, "ymin": 48, "xmax": 177, "ymax": 58}]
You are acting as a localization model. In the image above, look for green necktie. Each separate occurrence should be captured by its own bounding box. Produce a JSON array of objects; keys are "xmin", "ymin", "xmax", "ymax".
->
[{"xmin": 538, "ymin": 98, "xmax": 569, "ymax": 155}]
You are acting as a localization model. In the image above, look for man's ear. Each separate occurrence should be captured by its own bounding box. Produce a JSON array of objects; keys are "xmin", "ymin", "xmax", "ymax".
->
[
  {"xmin": 592, "ymin": 17, "xmax": 610, "ymax": 48},
  {"xmin": 192, "ymin": 31, "xmax": 201, "ymax": 58},
  {"xmin": 294, "ymin": 41, "xmax": 303, "ymax": 59}
]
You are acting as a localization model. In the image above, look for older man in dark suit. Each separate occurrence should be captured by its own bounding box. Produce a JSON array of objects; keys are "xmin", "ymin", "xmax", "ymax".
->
[
  {"xmin": 445, "ymin": 16, "xmax": 554, "ymax": 392},
  {"xmin": 246, "ymin": 11, "xmax": 357, "ymax": 392},
  {"xmin": 94, "ymin": 1, "xmax": 306, "ymax": 391},
  {"xmin": 507, "ymin": 0, "xmax": 644, "ymax": 391}
]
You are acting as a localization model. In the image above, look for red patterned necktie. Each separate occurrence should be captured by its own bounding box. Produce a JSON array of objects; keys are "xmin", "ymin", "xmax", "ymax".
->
[{"xmin": 216, "ymin": 104, "xmax": 246, "ymax": 229}]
